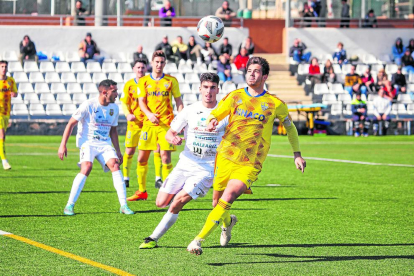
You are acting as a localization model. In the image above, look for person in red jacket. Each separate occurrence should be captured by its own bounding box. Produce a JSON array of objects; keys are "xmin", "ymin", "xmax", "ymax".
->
[
  {"xmin": 233, "ymin": 47, "xmax": 249, "ymax": 73},
  {"xmin": 308, "ymin": 57, "xmax": 321, "ymax": 92}
]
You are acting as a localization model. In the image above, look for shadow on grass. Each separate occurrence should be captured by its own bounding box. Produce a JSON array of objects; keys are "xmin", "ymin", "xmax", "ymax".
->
[
  {"xmin": 0, "ymin": 191, "xmax": 115, "ymax": 195},
  {"xmin": 237, "ymin": 197, "xmax": 338, "ymax": 202}
]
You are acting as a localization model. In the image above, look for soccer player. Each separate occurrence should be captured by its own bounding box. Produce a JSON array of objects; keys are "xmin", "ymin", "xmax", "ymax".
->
[
  {"xmin": 120, "ymin": 59, "xmax": 163, "ymax": 189},
  {"xmin": 139, "ymin": 73, "xmax": 228, "ymax": 249},
  {"xmin": 127, "ymin": 50, "xmax": 184, "ymax": 201},
  {"xmin": 0, "ymin": 60, "xmax": 18, "ymax": 170},
  {"xmin": 187, "ymin": 57, "xmax": 307, "ymax": 255},
  {"xmin": 58, "ymin": 79, "xmax": 134, "ymax": 216}
]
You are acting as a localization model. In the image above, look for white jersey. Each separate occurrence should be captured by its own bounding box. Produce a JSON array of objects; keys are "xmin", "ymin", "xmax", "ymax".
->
[
  {"xmin": 170, "ymin": 101, "xmax": 228, "ymax": 166},
  {"xmin": 72, "ymin": 97, "xmax": 119, "ymax": 148}
]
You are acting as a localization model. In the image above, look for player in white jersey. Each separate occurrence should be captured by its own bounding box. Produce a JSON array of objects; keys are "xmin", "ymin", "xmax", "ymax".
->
[
  {"xmin": 58, "ymin": 79, "xmax": 134, "ymax": 216},
  {"xmin": 139, "ymin": 73, "xmax": 228, "ymax": 249}
]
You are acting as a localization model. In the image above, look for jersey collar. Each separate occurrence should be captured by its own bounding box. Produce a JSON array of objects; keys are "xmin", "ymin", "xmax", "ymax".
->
[
  {"xmin": 150, "ymin": 73, "xmax": 165, "ymax": 81},
  {"xmin": 244, "ymin": 87, "xmax": 266, "ymax": 98},
  {"xmin": 134, "ymin": 78, "xmax": 138, "ymax": 84}
]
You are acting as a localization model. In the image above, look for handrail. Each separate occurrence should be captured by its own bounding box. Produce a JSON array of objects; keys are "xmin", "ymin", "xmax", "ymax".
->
[{"xmin": 292, "ymin": 17, "xmax": 414, "ymax": 28}]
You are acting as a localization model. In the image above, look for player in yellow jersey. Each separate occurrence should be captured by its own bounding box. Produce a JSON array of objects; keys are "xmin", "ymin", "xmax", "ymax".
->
[
  {"xmin": 127, "ymin": 50, "xmax": 184, "ymax": 201},
  {"xmin": 120, "ymin": 59, "xmax": 163, "ymax": 189},
  {"xmin": 187, "ymin": 57, "xmax": 307, "ymax": 255},
  {"xmin": 0, "ymin": 61, "xmax": 18, "ymax": 170}
]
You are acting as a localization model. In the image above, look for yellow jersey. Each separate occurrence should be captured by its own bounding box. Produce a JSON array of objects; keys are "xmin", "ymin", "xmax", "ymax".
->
[
  {"xmin": 0, "ymin": 77, "xmax": 18, "ymax": 116},
  {"xmin": 120, "ymin": 78, "xmax": 144, "ymax": 129},
  {"xmin": 137, "ymin": 73, "xmax": 181, "ymax": 127},
  {"xmin": 208, "ymin": 88, "xmax": 290, "ymax": 170}
]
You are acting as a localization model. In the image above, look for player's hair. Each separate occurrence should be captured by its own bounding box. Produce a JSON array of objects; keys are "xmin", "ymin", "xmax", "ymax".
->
[
  {"xmin": 152, "ymin": 50, "xmax": 166, "ymax": 61},
  {"xmin": 200, "ymin": 73, "xmax": 220, "ymax": 85},
  {"xmin": 133, "ymin": 58, "xmax": 148, "ymax": 67},
  {"xmin": 98, "ymin": 79, "xmax": 117, "ymax": 92},
  {"xmin": 0, "ymin": 60, "xmax": 8, "ymax": 66},
  {"xmin": 246, "ymin": 57, "xmax": 270, "ymax": 76}
]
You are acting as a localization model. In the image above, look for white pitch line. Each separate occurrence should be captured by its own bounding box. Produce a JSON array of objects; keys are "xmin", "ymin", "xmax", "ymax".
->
[
  {"xmin": 0, "ymin": 230, "xmax": 11, "ymax": 235},
  {"xmin": 268, "ymin": 154, "xmax": 414, "ymax": 168},
  {"xmin": 8, "ymin": 153, "xmax": 57, "ymax": 156}
]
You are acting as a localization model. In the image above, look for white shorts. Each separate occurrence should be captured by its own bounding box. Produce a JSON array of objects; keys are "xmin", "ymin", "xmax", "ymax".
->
[
  {"xmin": 77, "ymin": 142, "xmax": 118, "ymax": 173},
  {"xmin": 160, "ymin": 160, "xmax": 214, "ymax": 200}
]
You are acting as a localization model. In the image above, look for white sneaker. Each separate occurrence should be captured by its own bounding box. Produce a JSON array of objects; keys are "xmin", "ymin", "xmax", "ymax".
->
[
  {"xmin": 220, "ymin": 215, "xmax": 238, "ymax": 246},
  {"xmin": 2, "ymin": 159, "xmax": 11, "ymax": 170},
  {"xmin": 187, "ymin": 239, "xmax": 203, "ymax": 255}
]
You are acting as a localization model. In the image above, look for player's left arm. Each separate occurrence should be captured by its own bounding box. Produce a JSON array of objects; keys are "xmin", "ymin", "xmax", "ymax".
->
[
  {"xmin": 110, "ymin": 126, "xmax": 123, "ymax": 165},
  {"xmin": 174, "ymin": 97, "xmax": 184, "ymax": 112},
  {"xmin": 171, "ymin": 78, "xmax": 184, "ymax": 112},
  {"xmin": 11, "ymin": 79, "xmax": 18, "ymax": 98}
]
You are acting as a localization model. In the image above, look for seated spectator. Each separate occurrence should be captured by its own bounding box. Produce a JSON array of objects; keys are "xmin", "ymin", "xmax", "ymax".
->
[
  {"xmin": 218, "ymin": 37, "xmax": 233, "ymax": 58},
  {"xmin": 332, "ymin": 42, "xmax": 348, "ymax": 65},
  {"xmin": 361, "ymin": 67, "xmax": 375, "ymax": 94},
  {"xmin": 383, "ymin": 80, "xmax": 397, "ymax": 101},
  {"xmin": 201, "ymin": 42, "xmax": 218, "ymax": 63},
  {"xmin": 19, "ymin": 35, "xmax": 38, "ymax": 65},
  {"xmin": 159, "ymin": 0, "xmax": 175, "ymax": 27},
  {"xmin": 406, "ymin": 39, "xmax": 414, "ymax": 55},
  {"xmin": 171, "ymin": 35, "xmax": 189, "ymax": 61},
  {"xmin": 78, "ymin": 32, "xmax": 104, "ymax": 65},
  {"xmin": 308, "ymin": 57, "xmax": 321, "ymax": 91},
  {"xmin": 233, "ymin": 47, "xmax": 249, "ymax": 73},
  {"xmin": 238, "ymin": 37, "xmax": 255, "ymax": 56},
  {"xmin": 301, "ymin": 4, "xmax": 314, "ymax": 27},
  {"xmin": 391, "ymin": 66, "xmax": 407, "ymax": 94},
  {"xmin": 187, "ymin": 36, "xmax": 203, "ymax": 64},
  {"xmin": 217, "ymin": 55, "xmax": 232, "ymax": 82},
  {"xmin": 132, "ymin": 45, "xmax": 149, "ymax": 66},
  {"xmin": 215, "ymin": 1, "xmax": 236, "ymax": 27},
  {"xmin": 351, "ymin": 93, "xmax": 369, "ymax": 137},
  {"xmin": 289, "ymin": 38, "xmax": 311, "ymax": 63},
  {"xmin": 375, "ymin": 68, "xmax": 388, "ymax": 91},
  {"xmin": 344, "ymin": 64, "xmax": 363, "ymax": 96},
  {"xmin": 401, "ymin": 48, "xmax": 414, "ymax": 74},
  {"xmin": 363, "ymin": 9, "xmax": 377, "ymax": 28},
  {"xmin": 392, "ymin": 38, "xmax": 405, "ymax": 66},
  {"xmin": 322, "ymin": 66, "xmax": 336, "ymax": 84},
  {"xmin": 75, "ymin": 0, "xmax": 89, "ymax": 26},
  {"xmin": 372, "ymin": 88, "xmax": 392, "ymax": 136},
  {"xmin": 155, "ymin": 35, "xmax": 177, "ymax": 63}
]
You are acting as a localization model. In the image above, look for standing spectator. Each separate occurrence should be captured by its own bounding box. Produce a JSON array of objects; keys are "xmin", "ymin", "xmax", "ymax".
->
[
  {"xmin": 171, "ymin": 36, "xmax": 189, "ymax": 61},
  {"xmin": 392, "ymin": 38, "xmax": 405, "ymax": 66},
  {"xmin": 391, "ymin": 66, "xmax": 407, "ymax": 94},
  {"xmin": 406, "ymin": 39, "xmax": 414, "ymax": 55},
  {"xmin": 372, "ymin": 88, "xmax": 391, "ymax": 136},
  {"xmin": 155, "ymin": 35, "xmax": 177, "ymax": 63},
  {"xmin": 233, "ymin": 47, "xmax": 249, "ymax": 73},
  {"xmin": 344, "ymin": 64, "xmax": 363, "ymax": 96},
  {"xmin": 301, "ymin": 3, "xmax": 314, "ymax": 27},
  {"xmin": 215, "ymin": 1, "xmax": 236, "ymax": 27},
  {"xmin": 375, "ymin": 68, "xmax": 388, "ymax": 90},
  {"xmin": 340, "ymin": 0, "xmax": 350, "ymax": 28},
  {"xmin": 289, "ymin": 39, "xmax": 312, "ymax": 63},
  {"xmin": 218, "ymin": 37, "xmax": 233, "ymax": 58},
  {"xmin": 310, "ymin": 0, "xmax": 322, "ymax": 17},
  {"xmin": 401, "ymin": 48, "xmax": 414, "ymax": 74},
  {"xmin": 75, "ymin": 0, "xmax": 89, "ymax": 26},
  {"xmin": 351, "ymin": 93, "xmax": 369, "ymax": 137},
  {"xmin": 238, "ymin": 37, "xmax": 255, "ymax": 56},
  {"xmin": 363, "ymin": 9, "xmax": 378, "ymax": 28},
  {"xmin": 132, "ymin": 45, "xmax": 149, "ymax": 66},
  {"xmin": 383, "ymin": 80, "xmax": 397, "ymax": 101},
  {"xmin": 187, "ymin": 36, "xmax": 203, "ymax": 64},
  {"xmin": 361, "ymin": 67, "xmax": 375, "ymax": 94},
  {"xmin": 201, "ymin": 42, "xmax": 218, "ymax": 63},
  {"xmin": 217, "ymin": 55, "xmax": 232, "ymax": 82},
  {"xmin": 78, "ymin": 33, "xmax": 104, "ymax": 65},
  {"xmin": 159, "ymin": 0, "xmax": 176, "ymax": 27},
  {"xmin": 332, "ymin": 42, "xmax": 348, "ymax": 65},
  {"xmin": 308, "ymin": 57, "xmax": 321, "ymax": 91},
  {"xmin": 19, "ymin": 35, "xmax": 38, "ymax": 65},
  {"xmin": 322, "ymin": 60, "xmax": 336, "ymax": 84}
]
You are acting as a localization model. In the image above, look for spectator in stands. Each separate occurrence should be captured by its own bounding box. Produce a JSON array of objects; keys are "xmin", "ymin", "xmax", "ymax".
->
[
  {"xmin": 372, "ymin": 88, "xmax": 391, "ymax": 136},
  {"xmin": 300, "ymin": 4, "xmax": 314, "ymax": 27},
  {"xmin": 308, "ymin": 57, "xmax": 321, "ymax": 92},
  {"xmin": 155, "ymin": 35, "xmax": 177, "ymax": 63},
  {"xmin": 363, "ymin": 9, "xmax": 377, "ymax": 28},
  {"xmin": 238, "ymin": 37, "xmax": 255, "ymax": 56},
  {"xmin": 217, "ymin": 55, "xmax": 232, "ymax": 82},
  {"xmin": 322, "ymin": 65, "xmax": 336, "ymax": 84},
  {"xmin": 289, "ymin": 39, "xmax": 311, "ymax": 63},
  {"xmin": 310, "ymin": 0, "xmax": 322, "ymax": 17},
  {"xmin": 361, "ymin": 67, "xmax": 375, "ymax": 94},
  {"xmin": 332, "ymin": 42, "xmax": 347, "ymax": 65},
  {"xmin": 218, "ymin": 37, "xmax": 233, "ymax": 58},
  {"xmin": 159, "ymin": 0, "xmax": 176, "ymax": 27},
  {"xmin": 187, "ymin": 36, "xmax": 203, "ymax": 64},
  {"xmin": 401, "ymin": 48, "xmax": 414, "ymax": 74},
  {"xmin": 340, "ymin": 0, "xmax": 350, "ymax": 28},
  {"xmin": 171, "ymin": 35, "xmax": 189, "ymax": 61},
  {"xmin": 78, "ymin": 33, "xmax": 104, "ymax": 65},
  {"xmin": 215, "ymin": 1, "xmax": 236, "ymax": 27},
  {"xmin": 345, "ymin": 64, "xmax": 363, "ymax": 96},
  {"xmin": 406, "ymin": 39, "xmax": 414, "ymax": 56},
  {"xmin": 383, "ymin": 80, "xmax": 397, "ymax": 101},
  {"xmin": 391, "ymin": 66, "xmax": 407, "ymax": 94},
  {"xmin": 233, "ymin": 47, "xmax": 249, "ymax": 73},
  {"xmin": 75, "ymin": 1, "xmax": 89, "ymax": 26},
  {"xmin": 132, "ymin": 45, "xmax": 149, "ymax": 66},
  {"xmin": 201, "ymin": 42, "xmax": 218, "ymax": 63},
  {"xmin": 351, "ymin": 93, "xmax": 369, "ymax": 137},
  {"xmin": 392, "ymin": 38, "xmax": 405, "ymax": 66},
  {"xmin": 19, "ymin": 35, "xmax": 38, "ymax": 65},
  {"xmin": 375, "ymin": 68, "xmax": 388, "ymax": 91}
]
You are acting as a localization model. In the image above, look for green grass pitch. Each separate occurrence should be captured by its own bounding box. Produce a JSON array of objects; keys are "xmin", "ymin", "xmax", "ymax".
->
[{"xmin": 0, "ymin": 135, "xmax": 413, "ymax": 275}]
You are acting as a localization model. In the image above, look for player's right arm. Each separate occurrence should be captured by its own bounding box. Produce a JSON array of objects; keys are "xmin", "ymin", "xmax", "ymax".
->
[
  {"xmin": 138, "ymin": 96, "xmax": 159, "ymax": 124},
  {"xmin": 120, "ymin": 82, "xmax": 135, "ymax": 121},
  {"xmin": 206, "ymin": 93, "xmax": 233, "ymax": 131},
  {"xmin": 10, "ymin": 78, "xmax": 18, "ymax": 98},
  {"xmin": 58, "ymin": 117, "xmax": 78, "ymax": 160},
  {"xmin": 166, "ymin": 106, "xmax": 188, "ymax": 145}
]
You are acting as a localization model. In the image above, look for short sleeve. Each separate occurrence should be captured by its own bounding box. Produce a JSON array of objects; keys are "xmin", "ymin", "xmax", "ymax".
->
[
  {"xmin": 11, "ymin": 78, "xmax": 18, "ymax": 93},
  {"xmin": 170, "ymin": 106, "xmax": 188, "ymax": 133},
  {"xmin": 171, "ymin": 78, "xmax": 181, "ymax": 98},
  {"xmin": 120, "ymin": 82, "xmax": 131, "ymax": 105},
  {"xmin": 72, "ymin": 101, "xmax": 88, "ymax": 121},
  {"xmin": 209, "ymin": 92, "xmax": 234, "ymax": 122},
  {"xmin": 137, "ymin": 79, "xmax": 146, "ymax": 98},
  {"xmin": 112, "ymin": 105, "xmax": 119, "ymax": 127},
  {"xmin": 275, "ymin": 102, "xmax": 290, "ymax": 125}
]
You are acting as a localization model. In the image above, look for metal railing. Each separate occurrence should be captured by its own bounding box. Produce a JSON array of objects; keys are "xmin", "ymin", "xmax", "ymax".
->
[{"xmin": 292, "ymin": 17, "xmax": 414, "ymax": 28}]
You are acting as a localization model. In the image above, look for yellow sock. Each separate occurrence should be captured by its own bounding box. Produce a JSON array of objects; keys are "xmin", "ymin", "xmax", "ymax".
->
[
  {"xmin": 0, "ymin": 139, "xmax": 5, "ymax": 160},
  {"xmin": 122, "ymin": 153, "xmax": 133, "ymax": 179},
  {"xmin": 137, "ymin": 162, "xmax": 148, "ymax": 192},
  {"xmin": 196, "ymin": 199, "xmax": 232, "ymax": 240},
  {"xmin": 154, "ymin": 152, "xmax": 162, "ymax": 179},
  {"xmin": 162, "ymin": 163, "xmax": 173, "ymax": 180}
]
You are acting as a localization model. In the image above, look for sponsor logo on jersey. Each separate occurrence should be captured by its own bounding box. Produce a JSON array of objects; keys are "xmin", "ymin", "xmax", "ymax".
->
[
  {"xmin": 148, "ymin": 91, "xmax": 170, "ymax": 96},
  {"xmin": 109, "ymin": 109, "xmax": 114, "ymax": 116},
  {"xmin": 197, "ymin": 111, "xmax": 203, "ymax": 114},
  {"xmin": 164, "ymin": 82, "xmax": 171, "ymax": 88},
  {"xmin": 192, "ymin": 141, "xmax": 217, "ymax": 148},
  {"xmin": 237, "ymin": 99, "xmax": 243, "ymax": 105},
  {"xmin": 261, "ymin": 102, "xmax": 269, "ymax": 111},
  {"xmin": 201, "ymin": 118, "xmax": 206, "ymax": 121},
  {"xmin": 234, "ymin": 108, "xmax": 265, "ymax": 121}
]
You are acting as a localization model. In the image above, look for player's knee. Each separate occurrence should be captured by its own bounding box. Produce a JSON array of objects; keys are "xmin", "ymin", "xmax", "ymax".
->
[
  {"xmin": 80, "ymin": 162, "xmax": 93, "ymax": 176},
  {"xmin": 155, "ymin": 199, "xmax": 169, "ymax": 208},
  {"xmin": 106, "ymin": 159, "xmax": 120, "ymax": 172},
  {"xmin": 125, "ymin": 147, "xmax": 135, "ymax": 155},
  {"xmin": 160, "ymin": 151, "xmax": 171, "ymax": 164}
]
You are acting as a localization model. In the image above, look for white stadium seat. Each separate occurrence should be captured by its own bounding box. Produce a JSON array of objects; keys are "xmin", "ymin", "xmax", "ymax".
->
[
  {"xmin": 164, "ymin": 63, "xmax": 178, "ymax": 73},
  {"xmin": 397, "ymin": 94, "xmax": 412, "ymax": 104},
  {"xmin": 67, "ymin": 83, "xmax": 83, "ymax": 94},
  {"xmin": 178, "ymin": 64, "xmax": 193, "ymax": 74},
  {"xmin": 179, "ymin": 83, "xmax": 191, "ymax": 94},
  {"xmin": 237, "ymin": 83, "xmax": 247, "ymax": 89},
  {"xmin": 18, "ymin": 83, "xmax": 34, "ymax": 94},
  {"xmin": 170, "ymin": 73, "xmax": 184, "ymax": 83},
  {"xmin": 62, "ymin": 104, "xmax": 77, "ymax": 116},
  {"xmin": 51, "ymin": 51, "xmax": 65, "ymax": 61},
  {"xmin": 232, "ymin": 74, "xmax": 245, "ymax": 84},
  {"xmin": 332, "ymin": 64, "xmax": 342, "ymax": 74},
  {"xmin": 341, "ymin": 64, "xmax": 352, "ymax": 75},
  {"xmin": 338, "ymin": 93, "xmax": 352, "ymax": 104},
  {"xmin": 362, "ymin": 54, "xmax": 378, "ymax": 64},
  {"xmin": 76, "ymin": 72, "xmax": 92, "ymax": 83},
  {"xmin": 39, "ymin": 62, "xmax": 55, "ymax": 73},
  {"xmin": 107, "ymin": 72, "xmax": 123, "ymax": 83},
  {"xmin": 13, "ymin": 72, "xmax": 29, "ymax": 83},
  {"xmin": 71, "ymin": 62, "xmax": 86, "ymax": 73},
  {"xmin": 61, "ymin": 72, "xmax": 77, "ymax": 83},
  {"xmin": 3, "ymin": 51, "xmax": 18, "ymax": 61},
  {"xmin": 183, "ymin": 94, "xmax": 198, "ymax": 103},
  {"xmin": 92, "ymin": 72, "xmax": 107, "ymax": 84},
  {"xmin": 29, "ymin": 72, "xmax": 45, "ymax": 83},
  {"xmin": 191, "ymin": 84, "xmax": 200, "ymax": 94},
  {"xmin": 86, "ymin": 62, "xmax": 102, "ymax": 73},
  {"xmin": 222, "ymin": 82, "xmax": 237, "ymax": 94},
  {"xmin": 356, "ymin": 64, "xmax": 369, "ymax": 75},
  {"xmin": 34, "ymin": 83, "xmax": 50, "ymax": 94},
  {"xmin": 56, "ymin": 94, "xmax": 72, "ymax": 104},
  {"xmin": 11, "ymin": 94, "xmax": 24, "ymax": 104},
  {"xmin": 45, "ymin": 72, "xmax": 60, "ymax": 83},
  {"xmin": 102, "ymin": 63, "xmax": 117, "ymax": 74},
  {"xmin": 117, "ymin": 83, "xmax": 125, "ymax": 95},
  {"xmin": 40, "ymin": 94, "xmax": 56, "ymax": 104},
  {"xmin": 193, "ymin": 64, "xmax": 208, "ymax": 73},
  {"xmin": 55, "ymin": 62, "xmax": 71, "ymax": 73},
  {"xmin": 72, "ymin": 94, "xmax": 87, "ymax": 105},
  {"xmin": 112, "ymin": 52, "xmax": 127, "ymax": 63},
  {"xmin": 330, "ymin": 103, "xmax": 343, "ymax": 115},
  {"xmin": 385, "ymin": 64, "xmax": 398, "ymax": 75},
  {"xmin": 66, "ymin": 51, "xmax": 81, "ymax": 62},
  {"xmin": 117, "ymin": 63, "xmax": 132, "ymax": 73},
  {"xmin": 184, "ymin": 73, "xmax": 200, "ymax": 84},
  {"xmin": 24, "ymin": 93, "xmax": 40, "ymax": 104},
  {"xmin": 330, "ymin": 83, "xmax": 344, "ymax": 94},
  {"xmin": 8, "ymin": 61, "xmax": 23, "ymax": 72},
  {"xmin": 123, "ymin": 72, "xmax": 135, "ymax": 82},
  {"xmin": 23, "ymin": 61, "xmax": 39, "ymax": 72},
  {"xmin": 46, "ymin": 104, "xmax": 62, "ymax": 116},
  {"xmin": 83, "ymin": 83, "xmax": 99, "ymax": 95},
  {"xmin": 50, "ymin": 83, "xmax": 66, "ymax": 94},
  {"xmin": 322, "ymin": 94, "xmax": 337, "ymax": 105},
  {"xmin": 12, "ymin": 103, "xmax": 29, "ymax": 116},
  {"xmin": 407, "ymin": 104, "xmax": 414, "ymax": 115},
  {"xmin": 29, "ymin": 103, "xmax": 46, "ymax": 116}
]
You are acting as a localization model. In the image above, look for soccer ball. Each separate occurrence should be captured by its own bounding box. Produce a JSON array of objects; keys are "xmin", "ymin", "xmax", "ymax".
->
[{"xmin": 197, "ymin": 16, "xmax": 225, "ymax": 43}]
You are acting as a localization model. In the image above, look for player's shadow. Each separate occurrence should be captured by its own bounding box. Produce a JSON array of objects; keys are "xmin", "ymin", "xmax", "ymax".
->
[
  {"xmin": 236, "ymin": 197, "xmax": 338, "ymax": 202},
  {"xmin": 0, "ymin": 191, "xmax": 115, "ymax": 195},
  {"xmin": 207, "ymin": 243, "xmax": 414, "ymax": 249},
  {"xmin": 0, "ymin": 176, "xmax": 77, "ymax": 179}
]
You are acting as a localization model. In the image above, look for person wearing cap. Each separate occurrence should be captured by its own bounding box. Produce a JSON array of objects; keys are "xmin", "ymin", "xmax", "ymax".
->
[
  {"xmin": 351, "ymin": 93, "xmax": 369, "ymax": 137},
  {"xmin": 155, "ymin": 35, "xmax": 177, "ymax": 63},
  {"xmin": 78, "ymin": 33, "xmax": 104, "ymax": 65}
]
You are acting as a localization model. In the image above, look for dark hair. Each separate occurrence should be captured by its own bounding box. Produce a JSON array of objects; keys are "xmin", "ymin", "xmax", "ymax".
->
[
  {"xmin": 0, "ymin": 60, "xmax": 8, "ymax": 66},
  {"xmin": 98, "ymin": 79, "xmax": 117, "ymax": 92},
  {"xmin": 133, "ymin": 59, "xmax": 148, "ymax": 67},
  {"xmin": 152, "ymin": 50, "xmax": 166, "ymax": 61},
  {"xmin": 177, "ymin": 35, "xmax": 183, "ymax": 39},
  {"xmin": 246, "ymin": 57, "xmax": 270, "ymax": 76},
  {"xmin": 23, "ymin": 35, "xmax": 30, "ymax": 41},
  {"xmin": 200, "ymin": 73, "xmax": 220, "ymax": 85}
]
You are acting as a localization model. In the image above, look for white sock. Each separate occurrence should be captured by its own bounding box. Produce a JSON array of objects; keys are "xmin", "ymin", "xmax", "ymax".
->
[
  {"xmin": 150, "ymin": 211, "xmax": 179, "ymax": 241},
  {"xmin": 156, "ymin": 176, "xmax": 161, "ymax": 181},
  {"xmin": 112, "ymin": 170, "xmax": 127, "ymax": 206},
  {"xmin": 124, "ymin": 177, "xmax": 129, "ymax": 181},
  {"xmin": 67, "ymin": 173, "xmax": 87, "ymax": 205}
]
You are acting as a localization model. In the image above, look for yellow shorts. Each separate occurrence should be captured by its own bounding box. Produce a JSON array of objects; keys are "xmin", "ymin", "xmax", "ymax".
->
[
  {"xmin": 213, "ymin": 154, "xmax": 260, "ymax": 192},
  {"xmin": 125, "ymin": 126, "xmax": 141, "ymax": 148},
  {"xmin": 0, "ymin": 116, "xmax": 9, "ymax": 130},
  {"xmin": 138, "ymin": 125, "xmax": 176, "ymax": 151}
]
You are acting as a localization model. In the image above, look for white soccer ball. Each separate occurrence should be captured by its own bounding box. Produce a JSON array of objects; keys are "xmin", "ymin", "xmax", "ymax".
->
[{"xmin": 197, "ymin": 15, "xmax": 225, "ymax": 43}]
